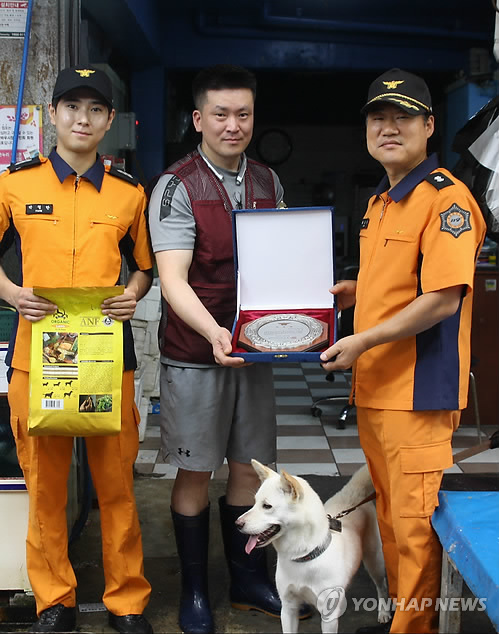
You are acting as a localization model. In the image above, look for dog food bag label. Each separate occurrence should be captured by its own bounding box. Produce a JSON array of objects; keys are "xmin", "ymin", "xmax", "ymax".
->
[{"xmin": 28, "ymin": 286, "xmax": 124, "ymax": 436}]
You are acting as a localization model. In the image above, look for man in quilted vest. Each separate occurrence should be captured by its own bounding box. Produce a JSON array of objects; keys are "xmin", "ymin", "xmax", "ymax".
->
[{"xmin": 148, "ymin": 65, "xmax": 307, "ymax": 633}]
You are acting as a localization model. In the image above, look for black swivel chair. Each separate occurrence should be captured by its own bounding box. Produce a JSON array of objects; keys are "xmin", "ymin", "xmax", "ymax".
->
[
  {"xmin": 310, "ymin": 307, "xmax": 355, "ymax": 428},
  {"xmin": 311, "ymin": 265, "xmax": 358, "ymax": 429},
  {"xmin": 311, "ymin": 374, "xmax": 353, "ymax": 428}
]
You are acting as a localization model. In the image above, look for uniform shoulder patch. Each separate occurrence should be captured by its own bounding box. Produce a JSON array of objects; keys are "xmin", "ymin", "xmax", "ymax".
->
[
  {"xmin": 7, "ymin": 155, "xmax": 42, "ymax": 173},
  {"xmin": 160, "ymin": 175, "xmax": 181, "ymax": 220},
  {"xmin": 108, "ymin": 165, "xmax": 139, "ymax": 186},
  {"xmin": 425, "ymin": 172, "xmax": 454, "ymax": 190},
  {"xmin": 440, "ymin": 203, "xmax": 472, "ymax": 238}
]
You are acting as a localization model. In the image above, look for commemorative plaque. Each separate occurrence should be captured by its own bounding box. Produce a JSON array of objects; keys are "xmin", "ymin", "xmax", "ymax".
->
[{"xmin": 237, "ymin": 313, "xmax": 329, "ymax": 353}]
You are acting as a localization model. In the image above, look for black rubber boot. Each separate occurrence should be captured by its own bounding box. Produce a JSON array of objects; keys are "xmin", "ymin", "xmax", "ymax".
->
[
  {"xmin": 171, "ymin": 506, "xmax": 214, "ymax": 634},
  {"xmin": 219, "ymin": 496, "xmax": 312, "ymax": 619}
]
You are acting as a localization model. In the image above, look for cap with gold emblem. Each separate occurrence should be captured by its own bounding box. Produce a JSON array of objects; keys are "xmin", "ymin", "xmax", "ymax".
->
[
  {"xmin": 52, "ymin": 65, "xmax": 113, "ymax": 109},
  {"xmin": 361, "ymin": 68, "xmax": 432, "ymax": 116}
]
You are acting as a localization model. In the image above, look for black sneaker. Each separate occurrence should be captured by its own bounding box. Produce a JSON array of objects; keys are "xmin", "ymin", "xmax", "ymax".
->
[
  {"xmin": 108, "ymin": 612, "xmax": 154, "ymax": 634},
  {"xmin": 29, "ymin": 604, "xmax": 76, "ymax": 633}
]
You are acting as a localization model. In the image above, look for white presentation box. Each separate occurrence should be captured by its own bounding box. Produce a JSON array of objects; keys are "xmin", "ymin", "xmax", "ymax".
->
[{"xmin": 231, "ymin": 206, "xmax": 337, "ymax": 362}]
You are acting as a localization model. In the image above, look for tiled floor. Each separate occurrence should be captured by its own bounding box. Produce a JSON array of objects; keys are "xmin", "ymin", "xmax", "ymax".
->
[{"xmin": 135, "ymin": 363, "xmax": 499, "ymax": 479}]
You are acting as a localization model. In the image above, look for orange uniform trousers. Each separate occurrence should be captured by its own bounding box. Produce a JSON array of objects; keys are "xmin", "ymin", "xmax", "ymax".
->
[
  {"xmin": 8, "ymin": 368, "xmax": 151, "ymax": 616},
  {"xmin": 357, "ymin": 407, "xmax": 459, "ymax": 634}
]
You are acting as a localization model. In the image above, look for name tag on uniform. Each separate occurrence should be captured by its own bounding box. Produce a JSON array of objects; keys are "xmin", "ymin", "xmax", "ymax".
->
[
  {"xmin": 26, "ymin": 204, "xmax": 53, "ymax": 215},
  {"xmin": 361, "ymin": 218, "xmax": 370, "ymax": 229}
]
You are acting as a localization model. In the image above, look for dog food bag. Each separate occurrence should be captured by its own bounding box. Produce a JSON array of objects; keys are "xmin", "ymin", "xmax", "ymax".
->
[{"xmin": 28, "ymin": 287, "xmax": 124, "ymax": 436}]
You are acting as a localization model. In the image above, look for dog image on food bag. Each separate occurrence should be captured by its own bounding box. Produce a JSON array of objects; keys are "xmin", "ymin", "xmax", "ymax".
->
[{"xmin": 236, "ymin": 461, "xmax": 391, "ymax": 633}]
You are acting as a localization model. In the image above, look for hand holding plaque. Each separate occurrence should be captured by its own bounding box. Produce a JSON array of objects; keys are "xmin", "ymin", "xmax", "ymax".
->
[{"xmin": 237, "ymin": 314, "xmax": 329, "ymax": 353}]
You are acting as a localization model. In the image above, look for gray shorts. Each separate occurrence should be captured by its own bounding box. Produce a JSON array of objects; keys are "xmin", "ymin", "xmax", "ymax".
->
[{"xmin": 159, "ymin": 363, "xmax": 277, "ymax": 471}]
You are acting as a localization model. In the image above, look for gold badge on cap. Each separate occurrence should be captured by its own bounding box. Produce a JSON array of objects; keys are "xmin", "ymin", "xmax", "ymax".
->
[
  {"xmin": 75, "ymin": 69, "xmax": 95, "ymax": 78},
  {"xmin": 383, "ymin": 80, "xmax": 404, "ymax": 89}
]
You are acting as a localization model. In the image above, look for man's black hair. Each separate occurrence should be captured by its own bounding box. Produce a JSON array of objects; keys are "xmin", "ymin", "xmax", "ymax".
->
[{"xmin": 192, "ymin": 64, "xmax": 257, "ymax": 110}]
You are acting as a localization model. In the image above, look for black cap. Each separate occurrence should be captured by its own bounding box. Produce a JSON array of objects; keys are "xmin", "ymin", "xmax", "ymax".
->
[
  {"xmin": 52, "ymin": 66, "xmax": 113, "ymax": 109},
  {"xmin": 361, "ymin": 68, "xmax": 432, "ymax": 115}
]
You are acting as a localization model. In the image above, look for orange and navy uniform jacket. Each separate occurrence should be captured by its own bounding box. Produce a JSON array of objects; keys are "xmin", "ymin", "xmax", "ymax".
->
[
  {"xmin": 354, "ymin": 153, "xmax": 486, "ymax": 411},
  {"xmin": 0, "ymin": 149, "xmax": 154, "ymax": 373}
]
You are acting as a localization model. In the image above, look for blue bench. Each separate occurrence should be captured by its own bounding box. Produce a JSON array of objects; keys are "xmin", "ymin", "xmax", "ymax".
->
[{"xmin": 432, "ymin": 490, "xmax": 499, "ymax": 633}]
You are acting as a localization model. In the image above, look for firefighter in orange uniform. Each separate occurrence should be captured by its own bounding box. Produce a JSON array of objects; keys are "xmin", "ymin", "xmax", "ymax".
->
[
  {"xmin": 0, "ymin": 67, "xmax": 154, "ymax": 634},
  {"xmin": 320, "ymin": 69, "xmax": 486, "ymax": 634}
]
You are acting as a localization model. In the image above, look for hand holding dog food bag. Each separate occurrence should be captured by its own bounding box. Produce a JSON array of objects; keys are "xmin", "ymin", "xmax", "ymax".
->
[{"xmin": 28, "ymin": 287, "xmax": 124, "ymax": 436}]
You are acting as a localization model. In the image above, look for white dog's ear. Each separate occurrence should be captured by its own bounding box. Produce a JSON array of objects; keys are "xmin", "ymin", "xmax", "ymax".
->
[
  {"xmin": 251, "ymin": 459, "xmax": 275, "ymax": 482},
  {"xmin": 280, "ymin": 470, "xmax": 303, "ymax": 501}
]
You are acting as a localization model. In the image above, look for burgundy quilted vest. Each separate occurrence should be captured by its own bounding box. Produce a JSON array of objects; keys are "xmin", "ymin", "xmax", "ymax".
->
[{"xmin": 160, "ymin": 150, "xmax": 276, "ymax": 363}]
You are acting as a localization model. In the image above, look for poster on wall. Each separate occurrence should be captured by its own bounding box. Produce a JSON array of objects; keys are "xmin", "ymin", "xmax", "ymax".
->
[
  {"xmin": 0, "ymin": 105, "xmax": 42, "ymax": 172},
  {"xmin": 0, "ymin": 1, "xmax": 28, "ymax": 37}
]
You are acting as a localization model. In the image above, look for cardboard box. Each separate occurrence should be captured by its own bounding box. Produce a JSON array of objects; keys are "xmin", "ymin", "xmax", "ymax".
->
[
  {"xmin": 0, "ymin": 479, "xmax": 31, "ymax": 591},
  {"xmin": 231, "ymin": 206, "xmax": 336, "ymax": 362}
]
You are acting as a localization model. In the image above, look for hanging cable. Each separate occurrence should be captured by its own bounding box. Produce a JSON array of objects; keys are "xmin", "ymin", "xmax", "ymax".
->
[{"xmin": 10, "ymin": 0, "xmax": 34, "ymax": 164}]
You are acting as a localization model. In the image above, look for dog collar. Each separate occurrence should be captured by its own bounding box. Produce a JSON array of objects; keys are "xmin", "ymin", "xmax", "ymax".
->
[{"xmin": 292, "ymin": 531, "xmax": 332, "ymax": 563}]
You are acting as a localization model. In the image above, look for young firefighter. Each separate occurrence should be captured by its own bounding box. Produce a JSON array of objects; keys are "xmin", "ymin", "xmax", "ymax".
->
[
  {"xmin": 0, "ymin": 66, "xmax": 154, "ymax": 634},
  {"xmin": 320, "ymin": 69, "xmax": 486, "ymax": 634}
]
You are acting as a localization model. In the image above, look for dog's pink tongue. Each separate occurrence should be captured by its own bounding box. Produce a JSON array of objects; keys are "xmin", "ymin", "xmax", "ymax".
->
[{"xmin": 245, "ymin": 535, "xmax": 258, "ymax": 554}]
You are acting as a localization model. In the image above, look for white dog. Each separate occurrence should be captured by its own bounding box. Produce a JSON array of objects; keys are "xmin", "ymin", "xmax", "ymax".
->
[{"xmin": 236, "ymin": 461, "xmax": 391, "ymax": 633}]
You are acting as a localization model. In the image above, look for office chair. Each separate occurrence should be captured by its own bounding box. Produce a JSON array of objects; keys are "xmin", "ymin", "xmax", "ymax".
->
[
  {"xmin": 311, "ymin": 264, "xmax": 358, "ymax": 429},
  {"xmin": 310, "ymin": 369, "xmax": 354, "ymax": 429}
]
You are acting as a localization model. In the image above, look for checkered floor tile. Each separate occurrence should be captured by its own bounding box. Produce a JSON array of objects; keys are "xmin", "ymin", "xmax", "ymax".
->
[{"xmin": 135, "ymin": 363, "xmax": 499, "ymax": 479}]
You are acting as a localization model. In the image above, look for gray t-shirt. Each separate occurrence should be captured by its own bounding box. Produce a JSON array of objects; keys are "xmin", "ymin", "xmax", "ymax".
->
[{"xmin": 148, "ymin": 147, "xmax": 284, "ymax": 368}]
